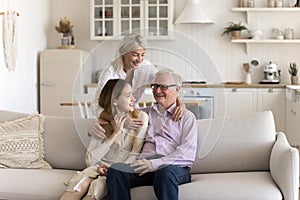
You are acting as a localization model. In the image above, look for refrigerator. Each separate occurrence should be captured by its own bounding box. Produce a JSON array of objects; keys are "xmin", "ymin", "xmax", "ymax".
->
[{"xmin": 39, "ymin": 49, "xmax": 91, "ymax": 117}]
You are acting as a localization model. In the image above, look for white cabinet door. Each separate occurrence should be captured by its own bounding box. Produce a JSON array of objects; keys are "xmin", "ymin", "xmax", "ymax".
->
[
  {"xmin": 90, "ymin": 0, "xmax": 173, "ymax": 40},
  {"xmin": 285, "ymin": 88, "xmax": 300, "ymax": 146},
  {"xmin": 215, "ymin": 88, "xmax": 257, "ymax": 117},
  {"xmin": 144, "ymin": 0, "xmax": 173, "ymax": 39},
  {"xmin": 39, "ymin": 49, "xmax": 89, "ymax": 117},
  {"xmin": 257, "ymin": 88, "xmax": 286, "ymax": 132}
]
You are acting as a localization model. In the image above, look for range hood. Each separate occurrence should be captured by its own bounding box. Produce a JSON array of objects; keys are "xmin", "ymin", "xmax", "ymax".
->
[{"xmin": 174, "ymin": 0, "xmax": 213, "ymax": 24}]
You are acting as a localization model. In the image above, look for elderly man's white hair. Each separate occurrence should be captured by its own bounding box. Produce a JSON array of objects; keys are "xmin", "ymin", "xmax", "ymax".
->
[{"xmin": 155, "ymin": 68, "xmax": 182, "ymax": 87}]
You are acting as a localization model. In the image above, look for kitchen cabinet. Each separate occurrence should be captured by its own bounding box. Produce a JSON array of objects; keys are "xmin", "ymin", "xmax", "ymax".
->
[
  {"xmin": 90, "ymin": 0, "xmax": 173, "ymax": 40},
  {"xmin": 214, "ymin": 87, "xmax": 286, "ymax": 132},
  {"xmin": 39, "ymin": 49, "xmax": 91, "ymax": 117},
  {"xmin": 257, "ymin": 88, "xmax": 286, "ymax": 132},
  {"xmin": 285, "ymin": 87, "xmax": 300, "ymax": 147},
  {"xmin": 214, "ymin": 88, "xmax": 257, "ymax": 117},
  {"xmin": 230, "ymin": 7, "xmax": 300, "ymax": 53}
]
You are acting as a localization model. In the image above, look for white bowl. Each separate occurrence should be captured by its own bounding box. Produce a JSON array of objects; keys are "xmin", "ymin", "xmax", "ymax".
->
[{"xmin": 249, "ymin": 30, "xmax": 263, "ymax": 39}]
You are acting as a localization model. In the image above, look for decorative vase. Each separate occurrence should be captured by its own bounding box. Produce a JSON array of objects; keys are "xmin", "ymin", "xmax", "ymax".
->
[
  {"xmin": 245, "ymin": 72, "xmax": 252, "ymax": 84},
  {"xmin": 61, "ymin": 33, "xmax": 70, "ymax": 46},
  {"xmin": 291, "ymin": 76, "xmax": 298, "ymax": 85}
]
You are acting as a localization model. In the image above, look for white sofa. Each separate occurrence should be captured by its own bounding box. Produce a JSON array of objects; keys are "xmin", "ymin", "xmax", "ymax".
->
[{"xmin": 0, "ymin": 110, "xmax": 298, "ymax": 200}]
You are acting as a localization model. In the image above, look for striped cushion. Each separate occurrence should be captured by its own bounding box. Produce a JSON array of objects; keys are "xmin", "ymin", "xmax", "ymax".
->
[{"xmin": 0, "ymin": 114, "xmax": 51, "ymax": 169}]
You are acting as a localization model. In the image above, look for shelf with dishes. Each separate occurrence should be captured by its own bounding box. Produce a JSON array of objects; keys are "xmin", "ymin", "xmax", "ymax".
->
[{"xmin": 231, "ymin": 7, "xmax": 300, "ymax": 23}]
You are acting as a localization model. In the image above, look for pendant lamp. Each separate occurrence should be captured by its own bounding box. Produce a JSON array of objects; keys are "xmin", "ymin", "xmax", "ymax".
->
[{"xmin": 175, "ymin": 0, "xmax": 213, "ymax": 24}]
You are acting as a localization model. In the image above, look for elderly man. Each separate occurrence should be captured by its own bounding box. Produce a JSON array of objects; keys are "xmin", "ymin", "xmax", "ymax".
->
[{"xmin": 106, "ymin": 69, "xmax": 198, "ymax": 200}]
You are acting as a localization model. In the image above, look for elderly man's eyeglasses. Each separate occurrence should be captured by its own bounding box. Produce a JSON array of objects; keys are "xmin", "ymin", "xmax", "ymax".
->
[{"xmin": 150, "ymin": 84, "xmax": 177, "ymax": 90}]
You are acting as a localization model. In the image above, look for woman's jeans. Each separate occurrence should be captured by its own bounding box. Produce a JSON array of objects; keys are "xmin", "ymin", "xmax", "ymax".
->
[{"xmin": 106, "ymin": 162, "xmax": 191, "ymax": 200}]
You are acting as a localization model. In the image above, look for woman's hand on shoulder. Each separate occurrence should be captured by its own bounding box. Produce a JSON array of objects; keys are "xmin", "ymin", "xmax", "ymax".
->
[
  {"xmin": 88, "ymin": 120, "xmax": 107, "ymax": 140},
  {"xmin": 173, "ymin": 97, "xmax": 186, "ymax": 121}
]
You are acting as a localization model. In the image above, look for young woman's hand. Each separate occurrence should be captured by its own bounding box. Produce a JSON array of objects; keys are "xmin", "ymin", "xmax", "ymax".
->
[
  {"xmin": 111, "ymin": 113, "xmax": 127, "ymax": 135},
  {"xmin": 124, "ymin": 116, "xmax": 143, "ymax": 130}
]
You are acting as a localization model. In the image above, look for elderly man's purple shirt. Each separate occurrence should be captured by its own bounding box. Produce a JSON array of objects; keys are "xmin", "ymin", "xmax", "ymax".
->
[{"xmin": 141, "ymin": 103, "xmax": 198, "ymax": 169}]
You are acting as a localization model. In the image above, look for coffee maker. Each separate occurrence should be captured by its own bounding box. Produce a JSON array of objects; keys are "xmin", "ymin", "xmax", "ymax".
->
[{"xmin": 260, "ymin": 61, "xmax": 281, "ymax": 84}]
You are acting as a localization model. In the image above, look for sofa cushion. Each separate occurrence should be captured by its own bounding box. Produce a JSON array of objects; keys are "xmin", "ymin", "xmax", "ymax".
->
[
  {"xmin": 0, "ymin": 114, "xmax": 51, "ymax": 169},
  {"xmin": 191, "ymin": 111, "xmax": 276, "ymax": 173},
  {"xmin": 0, "ymin": 110, "xmax": 94, "ymax": 171},
  {"xmin": 270, "ymin": 132, "xmax": 299, "ymax": 200},
  {"xmin": 0, "ymin": 110, "xmax": 28, "ymax": 122},
  {"xmin": 0, "ymin": 168, "xmax": 75, "ymax": 200},
  {"xmin": 130, "ymin": 172, "xmax": 282, "ymax": 200},
  {"xmin": 43, "ymin": 116, "xmax": 93, "ymax": 171}
]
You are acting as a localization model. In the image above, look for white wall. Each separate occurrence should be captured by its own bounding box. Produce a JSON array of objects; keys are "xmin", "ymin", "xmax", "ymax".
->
[
  {"xmin": 0, "ymin": 0, "xmax": 50, "ymax": 113},
  {"xmin": 48, "ymin": 0, "xmax": 300, "ymax": 85},
  {"xmin": 2, "ymin": 0, "xmax": 299, "ymax": 113},
  {"xmin": 48, "ymin": 0, "xmax": 97, "ymax": 51}
]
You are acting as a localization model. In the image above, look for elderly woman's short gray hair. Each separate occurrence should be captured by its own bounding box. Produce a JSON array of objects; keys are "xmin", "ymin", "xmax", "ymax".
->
[
  {"xmin": 111, "ymin": 33, "xmax": 148, "ymax": 73},
  {"xmin": 118, "ymin": 33, "xmax": 148, "ymax": 55}
]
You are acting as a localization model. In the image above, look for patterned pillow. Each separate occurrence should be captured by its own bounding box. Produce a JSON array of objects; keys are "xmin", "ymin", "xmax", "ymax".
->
[{"xmin": 0, "ymin": 114, "xmax": 52, "ymax": 169}]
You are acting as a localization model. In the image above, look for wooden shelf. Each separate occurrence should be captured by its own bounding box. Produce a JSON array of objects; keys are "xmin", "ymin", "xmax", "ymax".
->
[
  {"xmin": 231, "ymin": 39, "xmax": 300, "ymax": 53},
  {"xmin": 231, "ymin": 7, "xmax": 300, "ymax": 12},
  {"xmin": 231, "ymin": 39, "xmax": 300, "ymax": 43},
  {"xmin": 231, "ymin": 7, "xmax": 300, "ymax": 23}
]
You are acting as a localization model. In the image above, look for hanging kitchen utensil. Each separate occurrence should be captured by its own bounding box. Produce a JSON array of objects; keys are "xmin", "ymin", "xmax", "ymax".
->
[{"xmin": 243, "ymin": 63, "xmax": 250, "ymax": 72}]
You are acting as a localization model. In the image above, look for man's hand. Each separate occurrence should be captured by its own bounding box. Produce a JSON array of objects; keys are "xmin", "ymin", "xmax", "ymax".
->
[
  {"xmin": 96, "ymin": 165, "xmax": 109, "ymax": 176},
  {"xmin": 130, "ymin": 159, "xmax": 154, "ymax": 176},
  {"xmin": 124, "ymin": 116, "xmax": 143, "ymax": 130},
  {"xmin": 88, "ymin": 119, "xmax": 107, "ymax": 140}
]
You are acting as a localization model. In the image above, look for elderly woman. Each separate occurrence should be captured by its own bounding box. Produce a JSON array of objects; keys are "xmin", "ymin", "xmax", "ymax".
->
[{"xmin": 93, "ymin": 33, "xmax": 184, "ymax": 131}]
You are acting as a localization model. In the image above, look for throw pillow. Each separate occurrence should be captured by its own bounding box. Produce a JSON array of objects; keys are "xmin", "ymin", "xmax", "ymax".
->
[{"xmin": 0, "ymin": 114, "xmax": 52, "ymax": 169}]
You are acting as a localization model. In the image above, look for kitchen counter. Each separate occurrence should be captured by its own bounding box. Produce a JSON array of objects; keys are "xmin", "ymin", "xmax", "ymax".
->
[
  {"xmin": 85, "ymin": 83, "xmax": 288, "ymax": 90},
  {"xmin": 202, "ymin": 83, "xmax": 287, "ymax": 88}
]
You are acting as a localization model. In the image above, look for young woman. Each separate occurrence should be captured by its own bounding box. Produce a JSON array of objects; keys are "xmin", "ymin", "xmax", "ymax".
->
[{"xmin": 60, "ymin": 79, "xmax": 148, "ymax": 200}]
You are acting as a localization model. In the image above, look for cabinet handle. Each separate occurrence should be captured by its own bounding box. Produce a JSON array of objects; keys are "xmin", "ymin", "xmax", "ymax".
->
[
  {"xmin": 268, "ymin": 88, "xmax": 275, "ymax": 93},
  {"xmin": 40, "ymin": 81, "xmax": 56, "ymax": 86},
  {"xmin": 232, "ymin": 88, "xmax": 238, "ymax": 92},
  {"xmin": 291, "ymin": 109, "xmax": 296, "ymax": 115}
]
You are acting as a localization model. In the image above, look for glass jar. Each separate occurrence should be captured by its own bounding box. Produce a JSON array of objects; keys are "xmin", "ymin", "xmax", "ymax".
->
[
  {"xmin": 272, "ymin": 28, "xmax": 284, "ymax": 39},
  {"xmin": 284, "ymin": 28, "xmax": 294, "ymax": 39},
  {"xmin": 272, "ymin": 28, "xmax": 279, "ymax": 39},
  {"xmin": 247, "ymin": 0, "xmax": 255, "ymax": 7},
  {"xmin": 276, "ymin": 0, "xmax": 283, "ymax": 7},
  {"xmin": 268, "ymin": 0, "xmax": 276, "ymax": 7},
  {"xmin": 238, "ymin": 0, "xmax": 244, "ymax": 7}
]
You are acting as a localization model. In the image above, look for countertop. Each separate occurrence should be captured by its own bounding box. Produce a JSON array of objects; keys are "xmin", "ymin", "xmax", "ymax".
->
[
  {"xmin": 85, "ymin": 83, "xmax": 288, "ymax": 89},
  {"xmin": 200, "ymin": 83, "xmax": 287, "ymax": 88}
]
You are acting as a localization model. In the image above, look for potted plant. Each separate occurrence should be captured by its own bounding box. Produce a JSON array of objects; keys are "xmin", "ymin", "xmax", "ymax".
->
[
  {"xmin": 222, "ymin": 21, "xmax": 248, "ymax": 39},
  {"xmin": 288, "ymin": 62, "xmax": 298, "ymax": 85},
  {"xmin": 55, "ymin": 16, "xmax": 74, "ymax": 46}
]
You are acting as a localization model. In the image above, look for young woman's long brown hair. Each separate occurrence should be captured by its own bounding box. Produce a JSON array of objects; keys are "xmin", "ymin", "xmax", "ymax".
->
[{"xmin": 98, "ymin": 79, "xmax": 139, "ymax": 138}]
